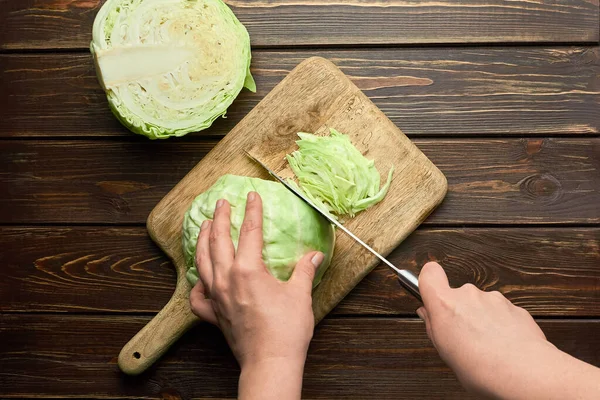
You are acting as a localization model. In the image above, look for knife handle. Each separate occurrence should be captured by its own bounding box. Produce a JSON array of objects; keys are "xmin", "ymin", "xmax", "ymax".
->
[{"xmin": 397, "ymin": 269, "xmax": 422, "ymax": 302}]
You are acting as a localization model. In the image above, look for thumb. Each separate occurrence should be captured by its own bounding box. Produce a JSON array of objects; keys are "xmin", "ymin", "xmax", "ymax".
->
[
  {"xmin": 290, "ymin": 251, "xmax": 324, "ymax": 291},
  {"xmin": 418, "ymin": 262, "xmax": 450, "ymax": 312},
  {"xmin": 416, "ymin": 307, "xmax": 433, "ymax": 339},
  {"xmin": 190, "ymin": 280, "xmax": 218, "ymax": 326}
]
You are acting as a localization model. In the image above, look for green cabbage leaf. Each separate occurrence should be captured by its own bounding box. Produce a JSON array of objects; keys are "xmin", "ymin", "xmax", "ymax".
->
[
  {"xmin": 286, "ymin": 128, "xmax": 394, "ymax": 218},
  {"xmin": 91, "ymin": 0, "xmax": 255, "ymax": 139},
  {"xmin": 182, "ymin": 175, "xmax": 336, "ymax": 287}
]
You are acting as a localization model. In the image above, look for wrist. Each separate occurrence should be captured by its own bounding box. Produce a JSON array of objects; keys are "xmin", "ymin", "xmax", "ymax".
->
[
  {"xmin": 239, "ymin": 355, "xmax": 307, "ymax": 400},
  {"xmin": 465, "ymin": 339, "xmax": 562, "ymax": 400},
  {"xmin": 240, "ymin": 342, "xmax": 309, "ymax": 370},
  {"xmin": 242, "ymin": 353, "xmax": 307, "ymax": 373}
]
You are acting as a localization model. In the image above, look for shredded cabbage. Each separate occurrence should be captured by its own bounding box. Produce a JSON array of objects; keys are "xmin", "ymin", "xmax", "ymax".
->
[
  {"xmin": 286, "ymin": 128, "xmax": 394, "ymax": 218},
  {"xmin": 91, "ymin": 0, "xmax": 255, "ymax": 139}
]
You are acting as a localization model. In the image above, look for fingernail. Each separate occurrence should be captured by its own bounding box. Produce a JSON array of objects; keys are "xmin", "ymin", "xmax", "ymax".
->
[
  {"xmin": 201, "ymin": 220, "xmax": 210, "ymax": 231},
  {"xmin": 216, "ymin": 199, "xmax": 224, "ymax": 208},
  {"xmin": 247, "ymin": 192, "xmax": 256, "ymax": 202},
  {"xmin": 311, "ymin": 252, "xmax": 324, "ymax": 268},
  {"xmin": 416, "ymin": 307, "xmax": 426, "ymax": 321}
]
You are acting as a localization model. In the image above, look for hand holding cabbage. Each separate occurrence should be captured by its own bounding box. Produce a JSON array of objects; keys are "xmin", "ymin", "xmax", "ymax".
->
[
  {"xmin": 189, "ymin": 193, "xmax": 321, "ymax": 399},
  {"xmin": 185, "ymin": 130, "xmax": 395, "ymax": 398}
]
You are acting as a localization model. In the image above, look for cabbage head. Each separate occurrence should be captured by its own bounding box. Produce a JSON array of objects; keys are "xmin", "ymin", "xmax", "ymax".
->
[
  {"xmin": 91, "ymin": 0, "xmax": 255, "ymax": 139},
  {"xmin": 182, "ymin": 175, "xmax": 336, "ymax": 287}
]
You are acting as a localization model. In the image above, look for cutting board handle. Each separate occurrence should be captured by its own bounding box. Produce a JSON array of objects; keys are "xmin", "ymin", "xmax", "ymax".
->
[{"xmin": 118, "ymin": 281, "xmax": 199, "ymax": 375}]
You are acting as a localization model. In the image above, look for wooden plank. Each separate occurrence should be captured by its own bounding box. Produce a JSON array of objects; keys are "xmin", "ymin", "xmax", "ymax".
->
[
  {"xmin": 0, "ymin": 227, "xmax": 176, "ymax": 313},
  {"xmin": 0, "ymin": 0, "xmax": 598, "ymax": 51},
  {"xmin": 1, "ymin": 227, "xmax": 599, "ymax": 316},
  {"xmin": 1, "ymin": 139, "xmax": 598, "ymax": 224},
  {"xmin": 1, "ymin": 48, "xmax": 599, "ymax": 138},
  {"xmin": 0, "ymin": 315, "xmax": 598, "ymax": 399}
]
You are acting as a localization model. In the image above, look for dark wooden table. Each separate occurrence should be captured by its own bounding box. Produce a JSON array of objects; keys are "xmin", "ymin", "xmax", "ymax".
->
[{"xmin": 1, "ymin": 1, "xmax": 599, "ymax": 398}]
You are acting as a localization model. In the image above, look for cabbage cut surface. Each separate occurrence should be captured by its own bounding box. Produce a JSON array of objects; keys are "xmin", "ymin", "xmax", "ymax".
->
[{"xmin": 91, "ymin": 0, "xmax": 255, "ymax": 139}]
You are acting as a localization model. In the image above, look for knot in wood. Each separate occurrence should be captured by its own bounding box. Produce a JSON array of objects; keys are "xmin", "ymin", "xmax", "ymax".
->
[{"xmin": 519, "ymin": 173, "xmax": 562, "ymax": 203}]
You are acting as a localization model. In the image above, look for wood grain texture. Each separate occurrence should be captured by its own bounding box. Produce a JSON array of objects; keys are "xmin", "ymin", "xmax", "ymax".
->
[
  {"xmin": 1, "ymin": 227, "xmax": 599, "ymax": 316},
  {"xmin": 1, "ymin": 315, "xmax": 599, "ymax": 399},
  {"xmin": 1, "ymin": 138, "xmax": 598, "ymax": 224},
  {"xmin": 1, "ymin": 47, "xmax": 599, "ymax": 138},
  {"xmin": 0, "ymin": 0, "xmax": 598, "ymax": 50}
]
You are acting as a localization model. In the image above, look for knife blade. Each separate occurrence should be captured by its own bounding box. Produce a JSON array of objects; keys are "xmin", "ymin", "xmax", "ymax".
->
[{"xmin": 244, "ymin": 151, "xmax": 421, "ymax": 302}]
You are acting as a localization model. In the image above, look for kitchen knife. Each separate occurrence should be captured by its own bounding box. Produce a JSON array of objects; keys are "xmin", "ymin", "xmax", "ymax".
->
[{"xmin": 245, "ymin": 151, "xmax": 422, "ymax": 302}]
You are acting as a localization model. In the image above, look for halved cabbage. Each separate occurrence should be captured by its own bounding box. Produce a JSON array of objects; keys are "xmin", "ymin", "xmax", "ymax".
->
[
  {"xmin": 286, "ymin": 128, "xmax": 394, "ymax": 218},
  {"xmin": 91, "ymin": 0, "xmax": 255, "ymax": 139}
]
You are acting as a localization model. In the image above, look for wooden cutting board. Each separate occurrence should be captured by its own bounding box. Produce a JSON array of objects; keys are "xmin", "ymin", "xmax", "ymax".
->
[{"xmin": 118, "ymin": 57, "xmax": 447, "ymax": 375}]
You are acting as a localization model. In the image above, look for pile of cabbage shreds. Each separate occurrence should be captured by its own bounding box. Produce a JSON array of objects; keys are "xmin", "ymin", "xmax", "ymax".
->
[{"xmin": 286, "ymin": 128, "xmax": 394, "ymax": 219}]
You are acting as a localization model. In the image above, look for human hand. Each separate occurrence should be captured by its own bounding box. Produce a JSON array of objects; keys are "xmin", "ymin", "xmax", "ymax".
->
[
  {"xmin": 417, "ymin": 262, "xmax": 554, "ymax": 399},
  {"xmin": 189, "ymin": 192, "xmax": 323, "ymax": 399}
]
